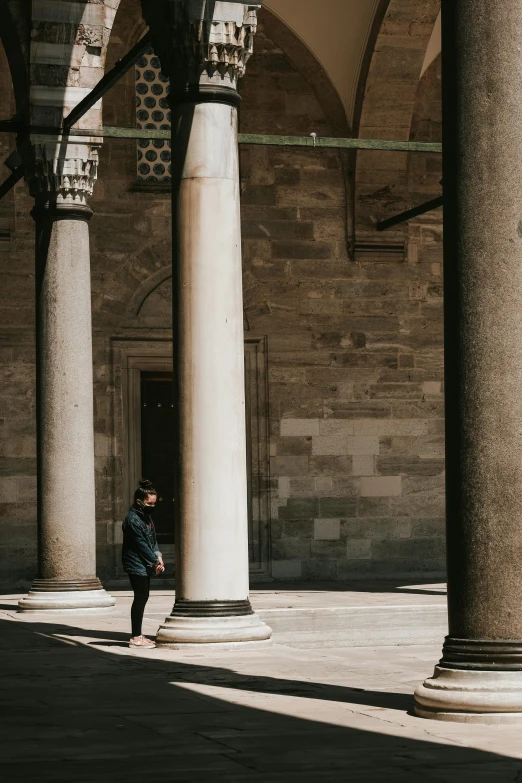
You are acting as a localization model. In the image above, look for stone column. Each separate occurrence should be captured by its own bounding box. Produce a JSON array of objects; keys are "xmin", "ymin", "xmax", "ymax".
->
[
  {"xmin": 414, "ymin": 0, "xmax": 522, "ymax": 722},
  {"xmin": 18, "ymin": 143, "xmax": 114, "ymax": 612},
  {"xmin": 142, "ymin": 0, "xmax": 271, "ymax": 646}
]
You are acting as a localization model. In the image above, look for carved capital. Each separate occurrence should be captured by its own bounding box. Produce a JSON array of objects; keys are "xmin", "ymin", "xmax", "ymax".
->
[
  {"xmin": 141, "ymin": 1, "xmax": 260, "ymax": 95},
  {"xmin": 25, "ymin": 142, "xmax": 99, "ymax": 206}
]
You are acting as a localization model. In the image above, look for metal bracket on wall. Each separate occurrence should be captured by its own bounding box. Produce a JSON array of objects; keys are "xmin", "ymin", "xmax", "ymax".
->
[
  {"xmin": 0, "ymin": 165, "xmax": 23, "ymax": 200},
  {"xmin": 376, "ymin": 195, "xmax": 443, "ymax": 231}
]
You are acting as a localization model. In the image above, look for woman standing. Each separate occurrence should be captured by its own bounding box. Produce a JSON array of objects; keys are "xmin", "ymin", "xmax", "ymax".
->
[{"xmin": 122, "ymin": 479, "xmax": 165, "ymax": 648}]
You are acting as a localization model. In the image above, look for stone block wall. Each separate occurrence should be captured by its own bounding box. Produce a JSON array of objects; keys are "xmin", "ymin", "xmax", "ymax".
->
[
  {"xmin": 239, "ymin": 22, "xmax": 445, "ymax": 580},
  {"xmin": 0, "ymin": 40, "xmax": 38, "ymax": 584},
  {"xmin": 0, "ymin": 3, "xmax": 445, "ymax": 585}
]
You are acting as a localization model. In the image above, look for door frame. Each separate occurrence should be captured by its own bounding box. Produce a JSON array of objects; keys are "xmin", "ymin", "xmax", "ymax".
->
[{"xmin": 115, "ymin": 338, "xmax": 272, "ymax": 578}]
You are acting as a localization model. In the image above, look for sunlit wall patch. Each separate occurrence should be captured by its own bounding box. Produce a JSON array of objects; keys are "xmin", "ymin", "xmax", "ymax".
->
[{"xmin": 135, "ymin": 48, "xmax": 172, "ymax": 182}]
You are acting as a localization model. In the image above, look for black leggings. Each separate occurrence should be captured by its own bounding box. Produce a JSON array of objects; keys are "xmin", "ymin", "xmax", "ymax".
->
[{"xmin": 129, "ymin": 574, "xmax": 150, "ymax": 637}]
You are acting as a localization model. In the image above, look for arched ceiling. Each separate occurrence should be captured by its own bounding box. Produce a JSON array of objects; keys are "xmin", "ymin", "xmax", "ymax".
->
[
  {"xmin": 263, "ymin": 0, "xmax": 382, "ymax": 127},
  {"xmin": 421, "ymin": 10, "xmax": 441, "ymax": 77}
]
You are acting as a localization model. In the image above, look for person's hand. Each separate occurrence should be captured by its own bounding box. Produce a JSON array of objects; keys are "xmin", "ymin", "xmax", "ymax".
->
[{"xmin": 154, "ymin": 561, "xmax": 165, "ymax": 575}]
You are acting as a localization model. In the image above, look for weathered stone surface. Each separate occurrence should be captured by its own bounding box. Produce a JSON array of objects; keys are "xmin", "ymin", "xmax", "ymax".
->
[
  {"xmin": 360, "ymin": 476, "xmax": 402, "ymax": 498},
  {"xmin": 0, "ymin": 3, "xmax": 445, "ymax": 586},
  {"xmin": 314, "ymin": 519, "xmax": 341, "ymax": 540}
]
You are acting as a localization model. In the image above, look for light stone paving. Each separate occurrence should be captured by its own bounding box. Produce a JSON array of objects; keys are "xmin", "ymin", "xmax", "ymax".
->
[{"xmin": 1, "ymin": 586, "xmax": 522, "ymax": 781}]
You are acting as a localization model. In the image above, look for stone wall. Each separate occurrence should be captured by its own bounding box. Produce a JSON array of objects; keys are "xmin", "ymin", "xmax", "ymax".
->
[
  {"xmin": 0, "ymin": 41, "xmax": 38, "ymax": 585},
  {"xmin": 0, "ymin": 3, "xmax": 445, "ymax": 585},
  {"xmin": 239, "ymin": 19, "xmax": 445, "ymax": 580}
]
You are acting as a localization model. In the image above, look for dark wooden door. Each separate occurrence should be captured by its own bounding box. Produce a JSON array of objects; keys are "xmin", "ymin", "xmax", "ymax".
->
[
  {"xmin": 139, "ymin": 352, "xmax": 270, "ymax": 574},
  {"xmin": 140, "ymin": 372, "xmax": 175, "ymax": 545}
]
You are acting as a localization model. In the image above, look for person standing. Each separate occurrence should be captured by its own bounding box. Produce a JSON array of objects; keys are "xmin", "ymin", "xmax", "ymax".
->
[{"xmin": 122, "ymin": 479, "xmax": 165, "ymax": 648}]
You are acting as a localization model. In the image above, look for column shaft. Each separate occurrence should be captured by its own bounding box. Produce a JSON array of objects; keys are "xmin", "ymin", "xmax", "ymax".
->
[
  {"xmin": 37, "ymin": 214, "xmax": 97, "ymax": 579},
  {"xmin": 19, "ymin": 202, "xmax": 114, "ymax": 612},
  {"xmin": 146, "ymin": 0, "xmax": 270, "ymax": 646},
  {"xmin": 444, "ymin": 0, "xmax": 522, "ymax": 646},
  {"xmin": 415, "ymin": 0, "xmax": 522, "ymax": 720},
  {"xmin": 156, "ymin": 101, "xmax": 270, "ymax": 645},
  {"xmin": 176, "ymin": 102, "xmax": 249, "ymax": 604}
]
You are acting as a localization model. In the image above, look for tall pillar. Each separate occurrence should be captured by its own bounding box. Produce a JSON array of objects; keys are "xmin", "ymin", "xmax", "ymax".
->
[
  {"xmin": 18, "ymin": 143, "xmax": 115, "ymax": 612},
  {"xmin": 142, "ymin": 0, "xmax": 271, "ymax": 646},
  {"xmin": 414, "ymin": 1, "xmax": 522, "ymax": 722}
]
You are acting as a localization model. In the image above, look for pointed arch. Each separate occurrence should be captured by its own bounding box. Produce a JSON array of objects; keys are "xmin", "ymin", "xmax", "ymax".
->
[
  {"xmin": 0, "ymin": 0, "xmax": 29, "ymax": 120},
  {"xmin": 355, "ymin": 0, "xmax": 441, "ymax": 235}
]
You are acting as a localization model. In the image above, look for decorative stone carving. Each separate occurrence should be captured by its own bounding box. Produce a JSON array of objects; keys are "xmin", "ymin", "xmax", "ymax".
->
[
  {"xmin": 141, "ymin": 1, "xmax": 260, "ymax": 93},
  {"xmin": 25, "ymin": 142, "xmax": 99, "ymax": 206},
  {"xmin": 191, "ymin": 11, "xmax": 258, "ymax": 80}
]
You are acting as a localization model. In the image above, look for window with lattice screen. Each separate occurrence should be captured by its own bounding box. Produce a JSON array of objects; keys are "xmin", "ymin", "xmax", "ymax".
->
[{"xmin": 135, "ymin": 48, "xmax": 172, "ymax": 182}]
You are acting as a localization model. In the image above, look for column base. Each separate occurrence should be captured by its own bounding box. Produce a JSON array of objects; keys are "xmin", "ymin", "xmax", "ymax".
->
[
  {"xmin": 156, "ymin": 610, "xmax": 272, "ymax": 648},
  {"xmin": 414, "ymin": 665, "xmax": 522, "ymax": 723},
  {"xmin": 18, "ymin": 579, "xmax": 116, "ymax": 613}
]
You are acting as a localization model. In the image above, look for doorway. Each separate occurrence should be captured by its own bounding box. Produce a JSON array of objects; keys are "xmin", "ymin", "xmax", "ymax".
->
[
  {"xmin": 120, "ymin": 340, "xmax": 271, "ymax": 577},
  {"xmin": 141, "ymin": 372, "xmax": 175, "ymax": 546}
]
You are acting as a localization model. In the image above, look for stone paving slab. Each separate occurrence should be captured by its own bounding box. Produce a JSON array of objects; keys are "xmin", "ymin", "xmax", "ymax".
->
[
  {"xmin": 1, "ymin": 581, "xmax": 449, "ymax": 649},
  {"xmin": 1, "ymin": 590, "xmax": 522, "ymax": 781}
]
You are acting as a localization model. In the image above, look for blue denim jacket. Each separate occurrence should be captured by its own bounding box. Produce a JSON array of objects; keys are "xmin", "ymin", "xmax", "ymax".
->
[{"xmin": 122, "ymin": 506, "xmax": 162, "ymax": 576}]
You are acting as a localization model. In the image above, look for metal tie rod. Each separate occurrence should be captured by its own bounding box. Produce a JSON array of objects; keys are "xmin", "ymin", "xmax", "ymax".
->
[{"xmin": 0, "ymin": 123, "xmax": 442, "ymax": 153}]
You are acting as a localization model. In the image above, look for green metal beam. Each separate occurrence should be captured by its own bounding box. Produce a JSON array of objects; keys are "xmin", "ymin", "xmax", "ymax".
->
[
  {"xmin": 0, "ymin": 122, "xmax": 442, "ymax": 153},
  {"xmin": 237, "ymin": 134, "xmax": 441, "ymax": 153}
]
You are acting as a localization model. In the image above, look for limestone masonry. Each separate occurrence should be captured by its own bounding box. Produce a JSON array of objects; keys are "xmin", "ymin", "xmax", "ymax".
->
[{"xmin": 0, "ymin": 0, "xmax": 444, "ymax": 586}]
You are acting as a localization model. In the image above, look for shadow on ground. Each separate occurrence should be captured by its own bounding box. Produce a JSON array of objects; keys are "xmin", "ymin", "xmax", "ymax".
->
[
  {"xmin": 0, "ymin": 614, "xmax": 519, "ymax": 782},
  {"xmin": 0, "ymin": 580, "xmax": 448, "ymax": 600}
]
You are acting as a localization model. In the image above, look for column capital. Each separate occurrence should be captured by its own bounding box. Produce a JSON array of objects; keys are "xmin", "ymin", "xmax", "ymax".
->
[
  {"xmin": 141, "ymin": 1, "xmax": 260, "ymax": 101},
  {"xmin": 23, "ymin": 141, "xmax": 99, "ymax": 207}
]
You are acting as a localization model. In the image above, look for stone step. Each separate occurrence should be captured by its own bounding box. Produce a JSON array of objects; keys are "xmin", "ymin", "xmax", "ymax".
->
[{"xmin": 257, "ymin": 603, "xmax": 448, "ymax": 648}]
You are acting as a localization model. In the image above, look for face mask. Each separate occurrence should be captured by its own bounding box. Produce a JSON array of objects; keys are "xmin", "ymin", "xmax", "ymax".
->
[{"xmin": 142, "ymin": 503, "xmax": 156, "ymax": 513}]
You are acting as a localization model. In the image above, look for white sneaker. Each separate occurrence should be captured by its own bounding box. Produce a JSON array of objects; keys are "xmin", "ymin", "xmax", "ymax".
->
[{"xmin": 129, "ymin": 635, "xmax": 155, "ymax": 648}]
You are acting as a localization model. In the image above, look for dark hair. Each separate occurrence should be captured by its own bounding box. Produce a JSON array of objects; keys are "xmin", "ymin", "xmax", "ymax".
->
[{"xmin": 134, "ymin": 479, "xmax": 157, "ymax": 505}]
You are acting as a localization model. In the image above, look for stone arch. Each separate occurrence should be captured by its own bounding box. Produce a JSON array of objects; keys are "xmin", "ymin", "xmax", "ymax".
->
[
  {"xmin": 258, "ymin": 8, "xmax": 354, "ymax": 252},
  {"xmin": 258, "ymin": 8, "xmax": 350, "ymax": 138},
  {"xmin": 103, "ymin": 1, "xmax": 352, "ymax": 196},
  {"xmin": 352, "ymin": 0, "xmax": 391, "ymax": 137},
  {"xmin": 91, "ymin": 236, "xmax": 171, "ymax": 327},
  {"xmin": 407, "ymin": 53, "xmax": 442, "ymax": 208},
  {"xmin": 102, "ymin": 0, "xmax": 148, "ymax": 184},
  {"xmin": 355, "ymin": 0, "xmax": 441, "ymax": 237},
  {"xmin": 107, "ymin": 0, "xmax": 147, "ymax": 69},
  {"xmin": 95, "ymin": 0, "xmax": 348, "ymax": 329},
  {"xmin": 108, "ymin": 1, "xmax": 350, "ymax": 137},
  {"xmin": 132, "ymin": 276, "xmax": 172, "ymax": 329},
  {"xmin": 127, "ymin": 265, "xmax": 171, "ymax": 320},
  {"xmin": 26, "ymin": 0, "xmax": 124, "ymax": 130},
  {"xmin": 0, "ymin": 1, "xmax": 126, "ymax": 199},
  {"xmin": 120, "ymin": 264, "xmax": 268, "ymax": 332},
  {"xmin": 0, "ymin": 0, "xmax": 125, "ymax": 132},
  {"xmin": 0, "ymin": 1, "xmax": 29, "ymax": 119}
]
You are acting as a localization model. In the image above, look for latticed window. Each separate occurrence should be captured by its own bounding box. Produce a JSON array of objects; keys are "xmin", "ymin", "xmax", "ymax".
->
[{"xmin": 135, "ymin": 48, "xmax": 172, "ymax": 182}]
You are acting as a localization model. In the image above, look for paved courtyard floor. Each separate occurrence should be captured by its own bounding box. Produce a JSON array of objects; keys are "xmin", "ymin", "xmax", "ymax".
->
[{"xmin": 1, "ymin": 585, "xmax": 522, "ymax": 782}]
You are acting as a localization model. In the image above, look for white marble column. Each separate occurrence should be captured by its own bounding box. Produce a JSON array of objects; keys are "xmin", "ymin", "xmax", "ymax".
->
[
  {"xmin": 18, "ymin": 143, "xmax": 114, "ymax": 612},
  {"xmin": 142, "ymin": 0, "xmax": 271, "ymax": 646}
]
